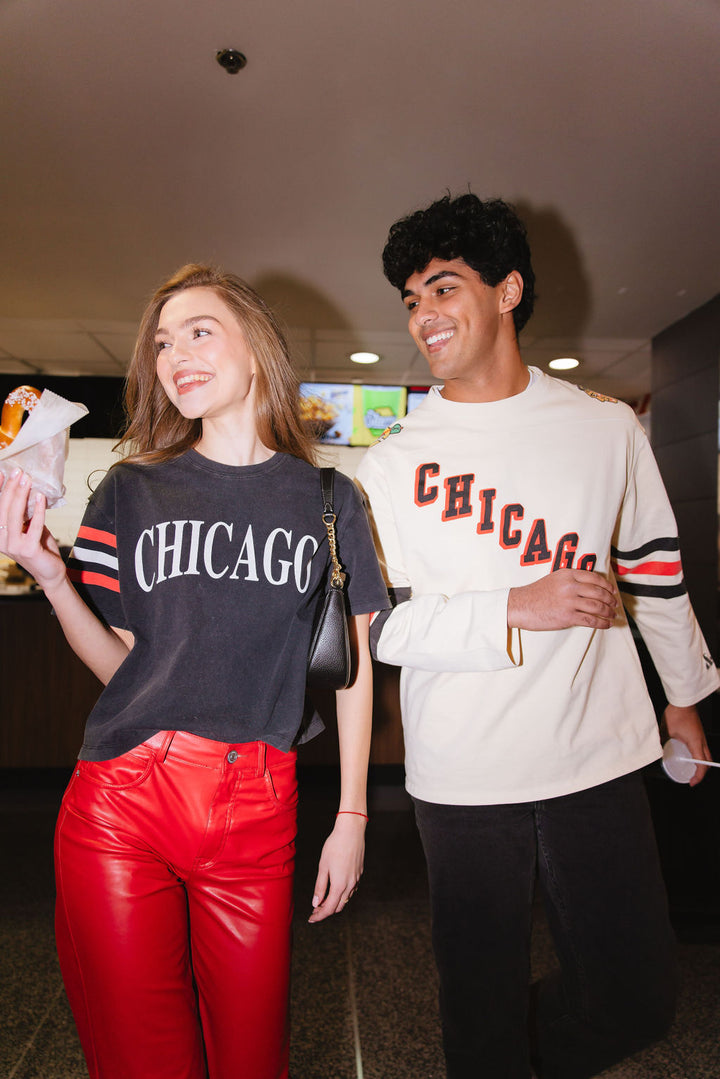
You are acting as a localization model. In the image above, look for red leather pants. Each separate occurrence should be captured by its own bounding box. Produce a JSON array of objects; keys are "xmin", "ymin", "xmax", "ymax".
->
[{"xmin": 54, "ymin": 731, "xmax": 297, "ymax": 1079}]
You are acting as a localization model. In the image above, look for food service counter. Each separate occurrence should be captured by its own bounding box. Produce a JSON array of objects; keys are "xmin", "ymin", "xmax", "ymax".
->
[
  {"xmin": 0, "ymin": 595, "xmax": 101, "ymax": 767},
  {"xmin": 0, "ymin": 595, "xmax": 404, "ymax": 769}
]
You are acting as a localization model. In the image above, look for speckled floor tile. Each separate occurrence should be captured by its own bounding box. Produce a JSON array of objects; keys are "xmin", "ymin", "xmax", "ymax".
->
[
  {"xmin": 593, "ymin": 941, "xmax": 720, "ymax": 1079},
  {"xmin": 290, "ymin": 917, "xmax": 357, "ymax": 1079},
  {"xmin": 348, "ymin": 904, "xmax": 445, "ymax": 1079},
  {"xmin": 7, "ymin": 988, "xmax": 87, "ymax": 1079}
]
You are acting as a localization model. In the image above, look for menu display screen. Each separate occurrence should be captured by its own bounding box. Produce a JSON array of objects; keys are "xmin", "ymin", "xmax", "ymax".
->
[{"xmin": 300, "ymin": 383, "xmax": 408, "ymax": 445}]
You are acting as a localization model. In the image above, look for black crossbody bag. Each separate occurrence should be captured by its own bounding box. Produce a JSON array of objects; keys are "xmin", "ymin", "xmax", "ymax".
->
[{"xmin": 307, "ymin": 468, "xmax": 351, "ymax": 689}]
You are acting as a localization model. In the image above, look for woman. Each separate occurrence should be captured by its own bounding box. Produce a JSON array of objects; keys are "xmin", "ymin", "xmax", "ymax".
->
[{"xmin": 0, "ymin": 264, "xmax": 388, "ymax": 1079}]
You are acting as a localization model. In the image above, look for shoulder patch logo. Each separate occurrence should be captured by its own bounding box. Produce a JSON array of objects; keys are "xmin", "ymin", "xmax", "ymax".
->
[
  {"xmin": 373, "ymin": 423, "xmax": 403, "ymax": 445},
  {"xmin": 579, "ymin": 386, "xmax": 618, "ymax": 404}
]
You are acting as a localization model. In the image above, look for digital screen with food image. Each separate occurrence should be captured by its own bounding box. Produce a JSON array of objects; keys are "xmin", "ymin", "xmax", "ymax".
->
[
  {"xmin": 299, "ymin": 383, "xmax": 355, "ymax": 444},
  {"xmin": 351, "ymin": 384, "xmax": 407, "ymax": 446},
  {"xmin": 300, "ymin": 383, "xmax": 409, "ymax": 446}
]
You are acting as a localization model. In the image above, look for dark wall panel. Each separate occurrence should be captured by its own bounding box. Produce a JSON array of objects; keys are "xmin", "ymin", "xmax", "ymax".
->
[
  {"xmin": 654, "ymin": 433, "xmax": 717, "ymax": 508},
  {"xmin": 650, "ymin": 296, "xmax": 720, "ymax": 934},
  {"xmin": 0, "ymin": 375, "xmax": 125, "ymax": 440},
  {"xmin": 651, "ymin": 294, "xmax": 720, "ymax": 665}
]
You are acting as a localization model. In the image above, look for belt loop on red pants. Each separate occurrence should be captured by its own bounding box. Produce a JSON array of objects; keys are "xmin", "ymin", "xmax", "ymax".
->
[
  {"xmin": 256, "ymin": 741, "xmax": 267, "ymax": 777},
  {"xmin": 158, "ymin": 731, "xmax": 176, "ymax": 762}
]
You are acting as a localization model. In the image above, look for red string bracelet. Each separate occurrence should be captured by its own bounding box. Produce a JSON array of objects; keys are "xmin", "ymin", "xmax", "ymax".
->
[{"xmin": 336, "ymin": 811, "xmax": 369, "ymax": 822}]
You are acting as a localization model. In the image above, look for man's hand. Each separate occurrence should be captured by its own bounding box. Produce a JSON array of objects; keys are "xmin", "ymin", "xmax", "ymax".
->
[
  {"xmin": 662, "ymin": 703, "xmax": 711, "ymax": 786},
  {"xmin": 507, "ymin": 569, "xmax": 618, "ymax": 631}
]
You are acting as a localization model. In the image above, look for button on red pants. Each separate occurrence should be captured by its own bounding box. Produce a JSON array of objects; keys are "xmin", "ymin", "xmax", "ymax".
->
[{"xmin": 55, "ymin": 731, "xmax": 297, "ymax": 1079}]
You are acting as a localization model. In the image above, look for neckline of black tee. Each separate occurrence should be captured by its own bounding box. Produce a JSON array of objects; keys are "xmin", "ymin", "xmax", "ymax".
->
[{"xmin": 183, "ymin": 447, "xmax": 286, "ymax": 479}]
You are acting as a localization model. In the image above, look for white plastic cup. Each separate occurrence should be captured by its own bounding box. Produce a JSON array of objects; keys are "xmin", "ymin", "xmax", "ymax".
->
[{"xmin": 662, "ymin": 738, "xmax": 699, "ymax": 784}]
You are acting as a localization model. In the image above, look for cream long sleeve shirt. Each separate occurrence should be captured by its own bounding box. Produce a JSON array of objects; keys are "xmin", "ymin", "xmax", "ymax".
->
[{"xmin": 356, "ymin": 372, "xmax": 718, "ymax": 805}]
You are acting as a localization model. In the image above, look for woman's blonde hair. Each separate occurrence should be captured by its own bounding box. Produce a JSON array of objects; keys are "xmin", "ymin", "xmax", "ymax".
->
[{"xmin": 118, "ymin": 264, "xmax": 316, "ymax": 466}]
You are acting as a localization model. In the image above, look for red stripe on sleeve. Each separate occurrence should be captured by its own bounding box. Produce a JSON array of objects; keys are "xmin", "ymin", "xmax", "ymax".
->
[
  {"xmin": 68, "ymin": 568, "xmax": 121, "ymax": 593},
  {"xmin": 77, "ymin": 525, "xmax": 117, "ymax": 548},
  {"xmin": 614, "ymin": 559, "xmax": 682, "ymax": 578}
]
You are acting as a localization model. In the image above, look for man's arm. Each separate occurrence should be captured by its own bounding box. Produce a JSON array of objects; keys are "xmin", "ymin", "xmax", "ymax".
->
[
  {"xmin": 613, "ymin": 426, "xmax": 719, "ymax": 782},
  {"xmin": 370, "ymin": 585, "xmax": 517, "ymax": 670},
  {"xmin": 368, "ymin": 570, "xmax": 617, "ymax": 671},
  {"xmin": 357, "ymin": 459, "xmax": 617, "ymax": 673}
]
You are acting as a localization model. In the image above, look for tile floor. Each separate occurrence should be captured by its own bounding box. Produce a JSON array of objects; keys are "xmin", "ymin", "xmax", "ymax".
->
[{"xmin": 1, "ymin": 768, "xmax": 719, "ymax": 1079}]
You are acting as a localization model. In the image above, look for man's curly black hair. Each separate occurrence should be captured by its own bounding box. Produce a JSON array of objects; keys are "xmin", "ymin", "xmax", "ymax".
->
[{"xmin": 382, "ymin": 193, "xmax": 536, "ymax": 334}]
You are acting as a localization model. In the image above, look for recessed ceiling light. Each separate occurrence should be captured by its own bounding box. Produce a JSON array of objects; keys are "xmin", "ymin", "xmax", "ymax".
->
[
  {"xmin": 549, "ymin": 357, "xmax": 580, "ymax": 371},
  {"xmin": 350, "ymin": 352, "xmax": 380, "ymax": 364}
]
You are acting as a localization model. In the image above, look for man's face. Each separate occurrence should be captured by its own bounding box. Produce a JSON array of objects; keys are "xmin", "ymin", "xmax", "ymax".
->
[{"xmin": 402, "ymin": 257, "xmax": 515, "ymax": 396}]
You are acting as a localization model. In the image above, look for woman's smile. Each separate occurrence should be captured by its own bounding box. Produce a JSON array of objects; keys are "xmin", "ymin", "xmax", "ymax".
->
[{"xmin": 174, "ymin": 371, "xmax": 214, "ymax": 394}]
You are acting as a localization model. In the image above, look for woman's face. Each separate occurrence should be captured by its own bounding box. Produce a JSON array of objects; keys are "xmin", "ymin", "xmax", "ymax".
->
[{"xmin": 155, "ymin": 287, "xmax": 256, "ymax": 425}]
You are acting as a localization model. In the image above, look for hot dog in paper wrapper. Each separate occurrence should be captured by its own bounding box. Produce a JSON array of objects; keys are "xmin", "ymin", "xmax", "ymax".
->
[{"xmin": 0, "ymin": 387, "xmax": 89, "ymax": 513}]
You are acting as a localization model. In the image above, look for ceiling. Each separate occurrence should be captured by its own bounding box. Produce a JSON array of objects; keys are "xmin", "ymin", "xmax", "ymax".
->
[{"xmin": 1, "ymin": 0, "xmax": 718, "ymax": 404}]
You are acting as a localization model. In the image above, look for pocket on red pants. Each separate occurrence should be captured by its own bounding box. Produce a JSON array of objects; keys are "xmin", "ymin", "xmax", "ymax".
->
[
  {"xmin": 75, "ymin": 743, "xmax": 157, "ymax": 791},
  {"xmin": 263, "ymin": 750, "xmax": 298, "ymax": 810}
]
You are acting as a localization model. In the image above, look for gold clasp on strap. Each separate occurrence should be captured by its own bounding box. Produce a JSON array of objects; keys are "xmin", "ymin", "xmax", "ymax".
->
[{"xmin": 323, "ymin": 513, "xmax": 345, "ymax": 589}]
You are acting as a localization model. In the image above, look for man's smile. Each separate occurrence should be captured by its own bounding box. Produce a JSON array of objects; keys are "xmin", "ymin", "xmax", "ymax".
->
[{"xmin": 424, "ymin": 329, "xmax": 455, "ymax": 348}]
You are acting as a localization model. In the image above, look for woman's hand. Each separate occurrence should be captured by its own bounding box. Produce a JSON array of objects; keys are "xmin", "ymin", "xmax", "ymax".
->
[
  {"xmin": 308, "ymin": 813, "xmax": 366, "ymax": 923},
  {"xmin": 0, "ymin": 469, "xmax": 67, "ymax": 594},
  {"xmin": 1, "ymin": 468, "xmax": 130, "ymax": 683}
]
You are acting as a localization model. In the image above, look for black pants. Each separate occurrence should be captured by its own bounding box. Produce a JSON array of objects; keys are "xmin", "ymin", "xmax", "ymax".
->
[{"xmin": 413, "ymin": 771, "xmax": 677, "ymax": 1079}]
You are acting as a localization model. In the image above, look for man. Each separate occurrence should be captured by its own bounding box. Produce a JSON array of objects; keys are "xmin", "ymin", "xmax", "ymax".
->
[{"xmin": 355, "ymin": 193, "xmax": 717, "ymax": 1079}]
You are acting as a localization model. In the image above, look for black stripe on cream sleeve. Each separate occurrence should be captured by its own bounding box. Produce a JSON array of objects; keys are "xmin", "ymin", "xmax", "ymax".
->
[{"xmin": 369, "ymin": 587, "xmax": 411, "ymax": 661}]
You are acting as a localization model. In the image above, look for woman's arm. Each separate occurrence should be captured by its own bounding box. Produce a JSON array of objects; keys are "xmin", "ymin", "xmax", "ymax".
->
[
  {"xmin": 308, "ymin": 613, "xmax": 372, "ymax": 923},
  {"xmin": 0, "ymin": 470, "xmax": 131, "ymax": 684}
]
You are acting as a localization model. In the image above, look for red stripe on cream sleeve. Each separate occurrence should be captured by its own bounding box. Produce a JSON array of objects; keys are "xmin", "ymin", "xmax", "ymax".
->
[{"xmin": 614, "ymin": 560, "xmax": 682, "ymax": 578}]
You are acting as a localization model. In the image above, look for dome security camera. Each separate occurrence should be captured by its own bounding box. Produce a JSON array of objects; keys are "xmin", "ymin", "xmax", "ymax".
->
[{"xmin": 216, "ymin": 49, "xmax": 247, "ymax": 74}]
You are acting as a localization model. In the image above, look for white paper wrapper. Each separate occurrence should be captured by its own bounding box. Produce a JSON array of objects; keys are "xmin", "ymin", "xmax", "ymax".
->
[{"xmin": 0, "ymin": 389, "xmax": 89, "ymax": 512}]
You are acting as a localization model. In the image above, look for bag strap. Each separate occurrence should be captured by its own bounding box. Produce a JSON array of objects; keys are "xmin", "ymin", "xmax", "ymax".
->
[
  {"xmin": 319, "ymin": 466, "xmax": 335, "ymax": 515},
  {"xmin": 319, "ymin": 467, "xmax": 344, "ymax": 589}
]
